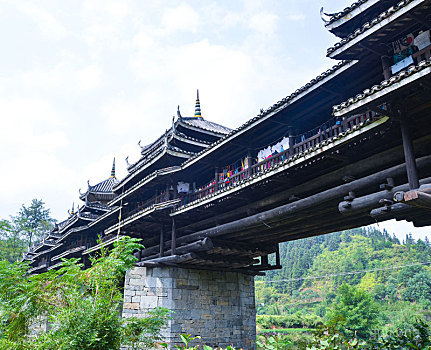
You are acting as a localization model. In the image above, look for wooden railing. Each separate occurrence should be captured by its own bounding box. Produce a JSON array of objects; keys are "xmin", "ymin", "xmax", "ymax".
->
[
  {"xmin": 180, "ymin": 111, "xmax": 378, "ymax": 207},
  {"xmin": 126, "ymin": 111, "xmax": 378, "ymax": 212}
]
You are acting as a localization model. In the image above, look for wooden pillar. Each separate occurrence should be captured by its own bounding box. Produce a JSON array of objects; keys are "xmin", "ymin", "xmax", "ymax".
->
[
  {"xmin": 288, "ymin": 127, "xmax": 295, "ymax": 156},
  {"xmin": 381, "ymin": 56, "xmax": 391, "ymax": 80},
  {"xmin": 171, "ymin": 218, "xmax": 176, "ymax": 255},
  {"xmin": 400, "ymin": 113, "xmax": 419, "ymax": 189},
  {"xmin": 275, "ymin": 244, "xmax": 280, "ymax": 266},
  {"xmin": 159, "ymin": 225, "xmax": 165, "ymax": 257},
  {"xmin": 247, "ymin": 151, "xmax": 253, "ymax": 178},
  {"xmin": 173, "ymin": 182, "xmax": 178, "ymax": 200},
  {"xmin": 214, "ymin": 167, "xmax": 219, "ymax": 191}
]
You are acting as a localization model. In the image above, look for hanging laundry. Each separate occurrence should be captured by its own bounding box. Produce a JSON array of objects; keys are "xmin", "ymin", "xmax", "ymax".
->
[
  {"xmin": 177, "ymin": 182, "xmax": 190, "ymax": 193},
  {"xmin": 392, "ymin": 33, "xmax": 414, "ymax": 54},
  {"xmin": 414, "ymin": 30, "xmax": 431, "ymax": 51},
  {"xmin": 391, "ymin": 56, "xmax": 414, "ymax": 74}
]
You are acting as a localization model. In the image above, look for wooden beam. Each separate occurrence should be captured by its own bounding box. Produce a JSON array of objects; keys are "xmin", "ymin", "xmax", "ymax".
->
[
  {"xmin": 174, "ymin": 140, "xmax": 431, "ymax": 236},
  {"xmin": 159, "ymin": 225, "xmax": 165, "ymax": 257},
  {"xmin": 171, "ymin": 218, "xmax": 176, "ymax": 255},
  {"xmin": 339, "ymin": 176, "xmax": 431, "ymax": 215},
  {"xmin": 137, "ymin": 252, "xmax": 196, "ymax": 267},
  {"xmin": 397, "ymin": 189, "xmax": 431, "ymax": 210},
  {"xmin": 174, "ymin": 157, "xmax": 431, "ymax": 246},
  {"xmin": 400, "ymin": 112, "xmax": 419, "ymax": 189},
  {"xmin": 141, "ymin": 238, "xmax": 214, "ymax": 260}
]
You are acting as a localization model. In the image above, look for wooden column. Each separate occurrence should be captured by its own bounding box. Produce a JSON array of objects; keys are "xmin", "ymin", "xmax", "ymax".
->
[
  {"xmin": 173, "ymin": 182, "xmax": 178, "ymax": 199},
  {"xmin": 400, "ymin": 113, "xmax": 419, "ymax": 189},
  {"xmin": 214, "ymin": 167, "xmax": 219, "ymax": 191},
  {"xmin": 159, "ymin": 225, "xmax": 165, "ymax": 257},
  {"xmin": 247, "ymin": 151, "xmax": 253, "ymax": 178},
  {"xmin": 275, "ymin": 244, "xmax": 280, "ymax": 266},
  {"xmin": 171, "ymin": 218, "xmax": 176, "ymax": 255},
  {"xmin": 381, "ymin": 56, "xmax": 391, "ymax": 80},
  {"xmin": 288, "ymin": 127, "xmax": 295, "ymax": 156}
]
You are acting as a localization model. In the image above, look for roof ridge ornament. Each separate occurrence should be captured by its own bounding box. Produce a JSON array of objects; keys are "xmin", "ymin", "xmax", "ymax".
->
[
  {"xmin": 110, "ymin": 158, "xmax": 116, "ymax": 178},
  {"xmin": 164, "ymin": 130, "xmax": 169, "ymax": 148},
  {"xmin": 177, "ymin": 105, "xmax": 183, "ymax": 121},
  {"xmin": 125, "ymin": 156, "xmax": 131, "ymax": 167},
  {"xmin": 320, "ymin": 7, "xmax": 333, "ymax": 24},
  {"xmin": 68, "ymin": 202, "xmax": 75, "ymax": 216},
  {"xmin": 194, "ymin": 89, "xmax": 202, "ymax": 118}
]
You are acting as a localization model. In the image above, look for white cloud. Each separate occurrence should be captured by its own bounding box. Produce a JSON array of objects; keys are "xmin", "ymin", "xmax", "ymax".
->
[
  {"xmin": 161, "ymin": 3, "xmax": 201, "ymax": 34},
  {"xmin": 249, "ymin": 12, "xmax": 279, "ymax": 34},
  {"xmin": 286, "ymin": 13, "xmax": 305, "ymax": 21},
  {"xmin": 13, "ymin": 2, "xmax": 70, "ymax": 40},
  {"xmin": 77, "ymin": 65, "xmax": 102, "ymax": 91}
]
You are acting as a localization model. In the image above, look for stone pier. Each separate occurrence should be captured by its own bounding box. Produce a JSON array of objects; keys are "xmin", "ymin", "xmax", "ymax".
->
[{"xmin": 122, "ymin": 267, "xmax": 256, "ymax": 349}]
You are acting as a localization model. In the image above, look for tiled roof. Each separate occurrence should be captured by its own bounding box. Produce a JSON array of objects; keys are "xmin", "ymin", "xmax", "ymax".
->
[
  {"xmin": 180, "ymin": 118, "xmax": 232, "ymax": 135},
  {"xmin": 82, "ymin": 201, "xmax": 110, "ymax": 211},
  {"xmin": 109, "ymin": 166, "xmax": 180, "ymax": 206},
  {"xmin": 327, "ymin": 0, "xmax": 416, "ymax": 56},
  {"xmin": 180, "ymin": 60, "xmax": 352, "ymax": 168},
  {"xmin": 88, "ymin": 177, "xmax": 119, "ymax": 193},
  {"xmin": 322, "ymin": 0, "xmax": 369, "ymax": 25},
  {"xmin": 333, "ymin": 59, "xmax": 431, "ymax": 114},
  {"xmin": 79, "ymin": 177, "xmax": 119, "ymax": 201}
]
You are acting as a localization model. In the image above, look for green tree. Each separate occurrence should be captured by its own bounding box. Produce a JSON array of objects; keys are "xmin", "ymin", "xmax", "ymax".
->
[
  {"xmin": 326, "ymin": 283, "xmax": 379, "ymax": 339},
  {"xmin": 402, "ymin": 270, "xmax": 431, "ymax": 302},
  {"xmin": 0, "ymin": 219, "xmax": 26, "ymax": 263},
  {"xmin": 12, "ymin": 199, "xmax": 55, "ymax": 248},
  {"xmin": 0, "ymin": 236, "xmax": 169, "ymax": 349}
]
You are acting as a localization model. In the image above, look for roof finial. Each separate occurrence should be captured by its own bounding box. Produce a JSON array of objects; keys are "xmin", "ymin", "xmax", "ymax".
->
[
  {"xmin": 177, "ymin": 105, "xmax": 183, "ymax": 120},
  {"xmin": 69, "ymin": 202, "xmax": 75, "ymax": 216},
  {"xmin": 110, "ymin": 158, "xmax": 116, "ymax": 178},
  {"xmin": 194, "ymin": 89, "xmax": 202, "ymax": 118}
]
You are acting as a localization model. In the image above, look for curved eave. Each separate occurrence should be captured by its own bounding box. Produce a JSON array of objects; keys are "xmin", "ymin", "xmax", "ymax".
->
[
  {"xmin": 177, "ymin": 120, "xmax": 228, "ymax": 137},
  {"xmin": 333, "ymin": 61, "xmax": 431, "ymax": 116},
  {"xmin": 114, "ymin": 147, "xmax": 193, "ymax": 191},
  {"xmin": 82, "ymin": 235, "xmax": 125, "ymax": 255},
  {"xmin": 172, "ymin": 132, "xmax": 211, "ymax": 148},
  {"xmin": 55, "ymin": 207, "xmax": 120, "ymax": 243},
  {"xmin": 324, "ymin": 0, "xmax": 375, "ymax": 31},
  {"xmin": 58, "ymin": 215, "xmax": 94, "ymax": 234},
  {"xmin": 51, "ymin": 246, "xmax": 85, "ymax": 262},
  {"xmin": 104, "ymin": 199, "xmax": 181, "ymax": 236},
  {"xmin": 172, "ymin": 116, "xmax": 390, "ymax": 216},
  {"xmin": 327, "ymin": 0, "xmax": 426, "ymax": 59},
  {"xmin": 30, "ymin": 242, "xmax": 64, "ymax": 259},
  {"xmin": 28, "ymin": 263, "xmax": 48, "ymax": 274},
  {"xmin": 108, "ymin": 166, "xmax": 181, "ymax": 206}
]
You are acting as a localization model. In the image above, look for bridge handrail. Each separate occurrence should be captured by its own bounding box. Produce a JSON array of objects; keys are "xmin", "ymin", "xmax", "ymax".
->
[
  {"xmin": 123, "ymin": 111, "xmax": 381, "ymax": 215},
  {"xmin": 178, "ymin": 110, "xmax": 380, "ymax": 208}
]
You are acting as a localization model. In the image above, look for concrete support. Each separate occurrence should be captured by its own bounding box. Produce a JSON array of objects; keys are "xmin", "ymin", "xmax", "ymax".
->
[{"xmin": 122, "ymin": 267, "xmax": 256, "ymax": 349}]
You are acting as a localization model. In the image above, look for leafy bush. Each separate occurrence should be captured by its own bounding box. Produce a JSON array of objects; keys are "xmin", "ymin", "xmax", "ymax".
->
[
  {"xmin": 0, "ymin": 236, "xmax": 170, "ymax": 349},
  {"xmin": 257, "ymin": 313, "xmax": 323, "ymax": 330}
]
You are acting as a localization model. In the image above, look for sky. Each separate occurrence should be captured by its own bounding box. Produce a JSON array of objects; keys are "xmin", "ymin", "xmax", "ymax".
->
[{"xmin": 0, "ymin": 0, "xmax": 429, "ymax": 242}]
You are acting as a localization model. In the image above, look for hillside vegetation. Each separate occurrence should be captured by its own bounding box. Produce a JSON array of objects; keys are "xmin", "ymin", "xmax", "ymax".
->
[{"xmin": 256, "ymin": 227, "xmax": 431, "ymax": 347}]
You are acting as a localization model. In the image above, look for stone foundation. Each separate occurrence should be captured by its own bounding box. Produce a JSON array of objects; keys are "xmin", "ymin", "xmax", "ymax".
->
[{"xmin": 122, "ymin": 267, "xmax": 256, "ymax": 349}]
